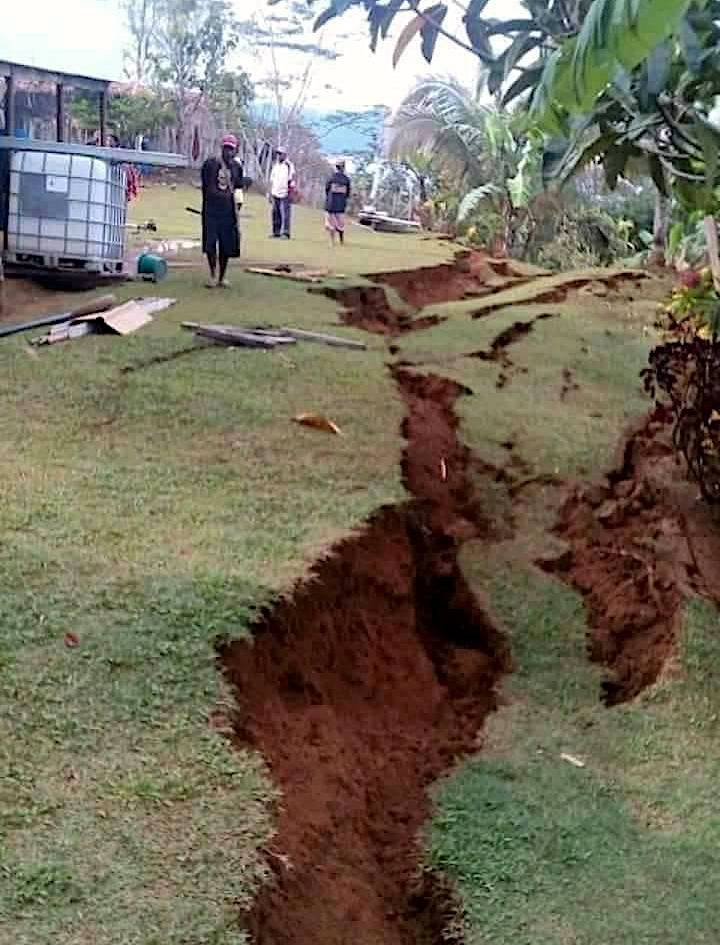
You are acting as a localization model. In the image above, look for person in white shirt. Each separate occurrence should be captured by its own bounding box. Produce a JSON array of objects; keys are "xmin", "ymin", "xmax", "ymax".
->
[{"xmin": 269, "ymin": 147, "xmax": 295, "ymax": 239}]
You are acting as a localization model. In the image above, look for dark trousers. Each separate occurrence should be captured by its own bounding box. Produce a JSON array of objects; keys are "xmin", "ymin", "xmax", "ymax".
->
[{"xmin": 272, "ymin": 196, "xmax": 291, "ymax": 237}]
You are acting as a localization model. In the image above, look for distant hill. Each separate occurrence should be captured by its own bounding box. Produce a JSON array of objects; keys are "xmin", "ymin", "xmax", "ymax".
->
[
  {"xmin": 247, "ymin": 104, "xmax": 387, "ymax": 157},
  {"xmin": 306, "ymin": 109, "xmax": 380, "ymax": 156}
]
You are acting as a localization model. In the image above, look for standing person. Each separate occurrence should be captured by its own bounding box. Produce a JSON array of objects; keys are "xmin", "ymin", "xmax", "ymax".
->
[
  {"xmin": 325, "ymin": 159, "xmax": 351, "ymax": 246},
  {"xmin": 269, "ymin": 147, "xmax": 295, "ymax": 239},
  {"xmin": 201, "ymin": 133, "xmax": 243, "ymax": 288}
]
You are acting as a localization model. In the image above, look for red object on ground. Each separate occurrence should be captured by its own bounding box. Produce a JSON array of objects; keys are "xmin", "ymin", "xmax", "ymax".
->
[{"xmin": 679, "ymin": 269, "xmax": 701, "ymax": 288}]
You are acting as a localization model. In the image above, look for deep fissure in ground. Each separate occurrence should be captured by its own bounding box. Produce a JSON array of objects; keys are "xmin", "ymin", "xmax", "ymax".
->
[
  {"xmin": 542, "ymin": 405, "xmax": 720, "ymax": 704},
  {"xmin": 219, "ymin": 368, "xmax": 510, "ymax": 945},
  {"xmin": 218, "ymin": 264, "xmax": 712, "ymax": 942}
]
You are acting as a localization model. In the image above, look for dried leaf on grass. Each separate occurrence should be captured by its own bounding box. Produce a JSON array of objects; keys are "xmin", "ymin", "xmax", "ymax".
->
[{"xmin": 293, "ymin": 413, "xmax": 343, "ymax": 435}]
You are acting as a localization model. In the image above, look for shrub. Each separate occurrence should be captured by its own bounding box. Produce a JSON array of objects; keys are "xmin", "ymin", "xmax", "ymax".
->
[{"xmin": 642, "ymin": 271, "xmax": 720, "ymax": 502}]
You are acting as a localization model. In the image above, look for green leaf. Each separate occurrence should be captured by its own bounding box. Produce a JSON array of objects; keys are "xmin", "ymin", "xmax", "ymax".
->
[
  {"xmin": 420, "ymin": 3, "xmax": 448, "ymax": 63},
  {"xmin": 570, "ymin": 0, "xmax": 696, "ymax": 111},
  {"xmin": 463, "ymin": 4, "xmax": 493, "ymax": 60},
  {"xmin": 495, "ymin": 33, "xmax": 539, "ymax": 91},
  {"xmin": 679, "ymin": 16, "xmax": 704, "ymax": 74},
  {"xmin": 645, "ymin": 40, "xmax": 673, "ymax": 97},
  {"xmin": 314, "ymin": 6, "xmax": 339, "ymax": 30},
  {"xmin": 529, "ymin": 41, "xmax": 576, "ymax": 133},
  {"xmin": 502, "ymin": 62, "xmax": 545, "ymax": 105},
  {"xmin": 485, "ymin": 18, "xmax": 539, "ymax": 34},
  {"xmin": 694, "ymin": 118, "xmax": 720, "ymax": 194},
  {"xmin": 668, "ymin": 220, "xmax": 685, "ymax": 254},
  {"xmin": 458, "ymin": 183, "xmax": 504, "ymax": 221},
  {"xmin": 543, "ymin": 128, "xmax": 619, "ymax": 185},
  {"xmin": 381, "ymin": 0, "xmax": 405, "ymax": 39}
]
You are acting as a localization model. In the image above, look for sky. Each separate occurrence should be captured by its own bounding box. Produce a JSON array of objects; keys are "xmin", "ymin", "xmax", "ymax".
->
[{"xmin": 0, "ymin": 0, "xmax": 485, "ymax": 112}]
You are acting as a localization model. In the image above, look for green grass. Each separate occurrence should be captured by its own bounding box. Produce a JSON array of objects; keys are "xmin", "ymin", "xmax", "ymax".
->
[
  {"xmin": 401, "ymin": 293, "xmax": 654, "ymax": 476},
  {"xmin": 0, "ymin": 232, "xmax": 424, "ymax": 942},
  {"xmin": 3, "ymin": 181, "xmax": 715, "ymax": 945},
  {"xmin": 430, "ymin": 577, "xmax": 720, "ymax": 945},
  {"xmin": 411, "ymin": 273, "xmax": 720, "ymax": 944},
  {"xmin": 129, "ymin": 185, "xmax": 452, "ymax": 274}
]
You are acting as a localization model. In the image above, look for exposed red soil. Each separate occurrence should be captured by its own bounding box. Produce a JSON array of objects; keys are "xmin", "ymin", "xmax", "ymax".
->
[
  {"xmin": 318, "ymin": 283, "xmax": 444, "ymax": 335},
  {"xmin": 541, "ymin": 407, "xmax": 707, "ymax": 704},
  {"xmin": 365, "ymin": 250, "xmax": 522, "ymax": 308},
  {"xmin": 0, "ymin": 277, "xmax": 76, "ymax": 324},
  {"xmin": 219, "ymin": 369, "xmax": 510, "ymax": 945}
]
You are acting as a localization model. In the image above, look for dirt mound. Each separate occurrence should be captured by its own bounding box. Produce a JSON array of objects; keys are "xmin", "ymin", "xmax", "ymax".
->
[
  {"xmin": 220, "ymin": 370, "xmax": 510, "ymax": 945},
  {"xmin": 365, "ymin": 251, "xmax": 521, "ymax": 308},
  {"xmin": 541, "ymin": 408, "xmax": 698, "ymax": 704},
  {"xmin": 319, "ymin": 283, "xmax": 443, "ymax": 335}
]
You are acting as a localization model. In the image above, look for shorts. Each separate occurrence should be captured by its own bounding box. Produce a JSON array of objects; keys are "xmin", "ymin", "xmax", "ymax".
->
[{"xmin": 202, "ymin": 208, "xmax": 240, "ymax": 257}]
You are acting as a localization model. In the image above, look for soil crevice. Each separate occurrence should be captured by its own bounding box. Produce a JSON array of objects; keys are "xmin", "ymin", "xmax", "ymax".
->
[
  {"xmin": 541, "ymin": 408, "xmax": 701, "ymax": 704},
  {"xmin": 219, "ymin": 368, "xmax": 510, "ymax": 944}
]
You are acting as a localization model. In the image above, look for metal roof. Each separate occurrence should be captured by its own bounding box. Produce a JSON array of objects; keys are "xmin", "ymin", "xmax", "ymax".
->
[{"xmin": 0, "ymin": 60, "xmax": 111, "ymax": 93}]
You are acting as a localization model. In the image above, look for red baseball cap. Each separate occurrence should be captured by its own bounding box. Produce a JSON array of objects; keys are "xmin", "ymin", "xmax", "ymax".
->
[{"xmin": 222, "ymin": 134, "xmax": 238, "ymax": 149}]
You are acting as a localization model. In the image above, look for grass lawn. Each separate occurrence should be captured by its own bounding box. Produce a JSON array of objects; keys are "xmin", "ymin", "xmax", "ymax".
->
[
  {"xmin": 3, "ymin": 180, "xmax": 719, "ymax": 945},
  {"xmin": 0, "ymin": 191, "xmax": 451, "ymax": 944},
  {"xmin": 415, "ymin": 283, "xmax": 720, "ymax": 943},
  {"xmin": 129, "ymin": 184, "xmax": 451, "ymax": 274}
]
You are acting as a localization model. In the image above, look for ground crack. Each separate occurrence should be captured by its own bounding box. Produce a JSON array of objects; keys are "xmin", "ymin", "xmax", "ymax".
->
[
  {"xmin": 218, "ymin": 366, "xmax": 510, "ymax": 945},
  {"xmin": 539, "ymin": 407, "xmax": 697, "ymax": 704}
]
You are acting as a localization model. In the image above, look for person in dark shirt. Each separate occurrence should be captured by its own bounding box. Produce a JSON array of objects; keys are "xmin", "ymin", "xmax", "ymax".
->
[
  {"xmin": 200, "ymin": 134, "xmax": 243, "ymax": 288},
  {"xmin": 324, "ymin": 160, "xmax": 351, "ymax": 245}
]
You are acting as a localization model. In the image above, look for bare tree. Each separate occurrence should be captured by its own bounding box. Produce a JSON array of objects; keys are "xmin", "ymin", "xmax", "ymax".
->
[
  {"xmin": 122, "ymin": 0, "xmax": 159, "ymax": 83},
  {"xmin": 237, "ymin": 3, "xmax": 346, "ymax": 185},
  {"xmin": 152, "ymin": 0, "xmax": 239, "ymax": 153}
]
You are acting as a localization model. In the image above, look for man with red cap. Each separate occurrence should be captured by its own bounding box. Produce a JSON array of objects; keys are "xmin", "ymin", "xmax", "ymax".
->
[{"xmin": 200, "ymin": 133, "xmax": 244, "ymax": 288}]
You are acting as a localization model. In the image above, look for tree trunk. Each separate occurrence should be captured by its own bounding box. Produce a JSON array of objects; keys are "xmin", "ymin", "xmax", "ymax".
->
[
  {"xmin": 704, "ymin": 215, "xmax": 720, "ymax": 291},
  {"xmin": 650, "ymin": 191, "xmax": 669, "ymax": 266}
]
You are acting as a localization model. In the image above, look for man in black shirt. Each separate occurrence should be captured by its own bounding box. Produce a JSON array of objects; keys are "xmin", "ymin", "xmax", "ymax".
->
[
  {"xmin": 200, "ymin": 134, "xmax": 243, "ymax": 288},
  {"xmin": 324, "ymin": 159, "xmax": 351, "ymax": 246}
]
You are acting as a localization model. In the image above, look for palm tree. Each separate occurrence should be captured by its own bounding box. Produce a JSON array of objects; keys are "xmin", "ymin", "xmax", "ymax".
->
[{"xmin": 387, "ymin": 79, "xmax": 541, "ymax": 253}]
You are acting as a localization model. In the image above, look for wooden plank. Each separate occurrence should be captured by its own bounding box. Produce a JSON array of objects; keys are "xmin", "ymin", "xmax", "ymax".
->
[
  {"xmin": 182, "ymin": 322, "xmax": 295, "ymax": 348},
  {"xmin": 280, "ymin": 327, "xmax": 366, "ymax": 350},
  {"xmin": 246, "ymin": 267, "xmax": 324, "ymax": 284}
]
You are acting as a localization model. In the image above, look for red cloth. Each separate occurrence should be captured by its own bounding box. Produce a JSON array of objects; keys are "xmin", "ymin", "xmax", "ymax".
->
[{"xmin": 124, "ymin": 165, "xmax": 140, "ymax": 202}]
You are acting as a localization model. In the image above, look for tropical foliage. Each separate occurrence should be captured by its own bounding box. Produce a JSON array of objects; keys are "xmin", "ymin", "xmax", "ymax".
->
[
  {"xmin": 644, "ymin": 267, "xmax": 720, "ymax": 501},
  {"xmin": 387, "ymin": 79, "xmax": 543, "ymax": 252}
]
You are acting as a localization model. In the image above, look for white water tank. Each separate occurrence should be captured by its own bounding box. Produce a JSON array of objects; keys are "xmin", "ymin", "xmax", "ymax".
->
[{"xmin": 6, "ymin": 149, "xmax": 127, "ymax": 273}]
